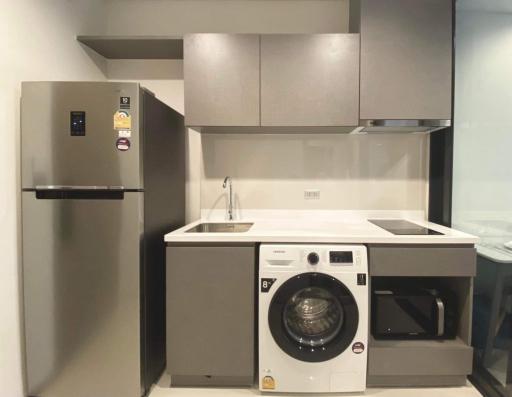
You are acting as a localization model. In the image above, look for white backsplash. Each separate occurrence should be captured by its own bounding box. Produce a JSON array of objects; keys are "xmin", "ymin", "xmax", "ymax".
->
[
  {"xmin": 200, "ymin": 133, "xmax": 429, "ymax": 217},
  {"xmin": 201, "ymin": 209, "xmax": 427, "ymax": 222}
]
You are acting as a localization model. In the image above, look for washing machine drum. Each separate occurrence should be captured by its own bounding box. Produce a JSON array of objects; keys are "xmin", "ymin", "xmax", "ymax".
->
[{"xmin": 268, "ymin": 272, "xmax": 359, "ymax": 362}]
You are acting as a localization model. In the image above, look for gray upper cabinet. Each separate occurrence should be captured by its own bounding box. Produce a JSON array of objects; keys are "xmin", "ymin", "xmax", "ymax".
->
[
  {"xmin": 184, "ymin": 34, "xmax": 260, "ymax": 126},
  {"xmin": 261, "ymin": 34, "xmax": 360, "ymax": 126},
  {"xmin": 359, "ymin": 0, "xmax": 452, "ymax": 121}
]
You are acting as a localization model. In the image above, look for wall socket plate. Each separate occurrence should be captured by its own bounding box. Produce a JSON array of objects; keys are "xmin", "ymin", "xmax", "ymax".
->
[{"xmin": 304, "ymin": 189, "xmax": 320, "ymax": 200}]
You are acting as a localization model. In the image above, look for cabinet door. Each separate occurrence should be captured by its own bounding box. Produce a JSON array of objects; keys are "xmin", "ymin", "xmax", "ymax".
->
[
  {"xmin": 360, "ymin": 0, "xmax": 452, "ymax": 120},
  {"xmin": 261, "ymin": 34, "xmax": 359, "ymax": 126},
  {"xmin": 184, "ymin": 34, "xmax": 260, "ymax": 126},
  {"xmin": 166, "ymin": 245, "xmax": 255, "ymax": 385}
]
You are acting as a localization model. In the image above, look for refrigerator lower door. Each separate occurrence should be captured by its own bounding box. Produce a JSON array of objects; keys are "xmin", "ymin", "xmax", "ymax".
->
[{"xmin": 22, "ymin": 191, "xmax": 143, "ymax": 397}]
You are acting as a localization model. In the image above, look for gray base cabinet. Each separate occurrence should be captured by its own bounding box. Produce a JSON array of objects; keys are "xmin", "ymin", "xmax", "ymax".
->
[
  {"xmin": 367, "ymin": 245, "xmax": 476, "ymax": 387},
  {"xmin": 166, "ymin": 244, "xmax": 255, "ymax": 386}
]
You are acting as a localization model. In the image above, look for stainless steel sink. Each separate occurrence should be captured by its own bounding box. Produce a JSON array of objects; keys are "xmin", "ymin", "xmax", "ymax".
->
[{"xmin": 185, "ymin": 222, "xmax": 253, "ymax": 233}]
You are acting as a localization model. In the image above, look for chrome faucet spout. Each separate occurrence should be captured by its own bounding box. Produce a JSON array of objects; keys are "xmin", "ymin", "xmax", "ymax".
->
[{"xmin": 222, "ymin": 176, "xmax": 234, "ymax": 221}]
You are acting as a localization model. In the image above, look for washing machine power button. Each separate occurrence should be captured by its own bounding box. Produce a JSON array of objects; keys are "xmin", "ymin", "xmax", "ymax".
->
[{"xmin": 307, "ymin": 252, "xmax": 320, "ymax": 265}]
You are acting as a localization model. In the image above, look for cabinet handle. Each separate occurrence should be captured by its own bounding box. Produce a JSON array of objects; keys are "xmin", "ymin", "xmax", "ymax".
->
[{"xmin": 435, "ymin": 297, "xmax": 445, "ymax": 337}]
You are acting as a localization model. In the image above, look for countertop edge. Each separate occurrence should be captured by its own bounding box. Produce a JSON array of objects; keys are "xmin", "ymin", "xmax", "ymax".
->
[{"xmin": 164, "ymin": 219, "xmax": 479, "ymax": 245}]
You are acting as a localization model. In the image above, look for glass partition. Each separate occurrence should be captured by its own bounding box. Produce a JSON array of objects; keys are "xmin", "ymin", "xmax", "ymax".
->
[{"xmin": 453, "ymin": 2, "xmax": 512, "ymax": 395}]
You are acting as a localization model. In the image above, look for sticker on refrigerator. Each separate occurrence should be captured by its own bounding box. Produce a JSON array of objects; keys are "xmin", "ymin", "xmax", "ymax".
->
[
  {"xmin": 116, "ymin": 137, "xmax": 131, "ymax": 151},
  {"xmin": 113, "ymin": 110, "xmax": 131, "ymax": 130},
  {"xmin": 118, "ymin": 129, "xmax": 131, "ymax": 138},
  {"xmin": 120, "ymin": 96, "xmax": 131, "ymax": 109}
]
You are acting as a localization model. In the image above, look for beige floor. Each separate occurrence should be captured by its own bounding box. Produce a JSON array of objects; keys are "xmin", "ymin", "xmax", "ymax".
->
[{"xmin": 150, "ymin": 373, "xmax": 482, "ymax": 397}]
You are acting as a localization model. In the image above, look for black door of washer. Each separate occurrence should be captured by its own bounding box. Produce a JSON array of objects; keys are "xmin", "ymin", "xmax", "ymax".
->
[{"xmin": 268, "ymin": 272, "xmax": 359, "ymax": 363}]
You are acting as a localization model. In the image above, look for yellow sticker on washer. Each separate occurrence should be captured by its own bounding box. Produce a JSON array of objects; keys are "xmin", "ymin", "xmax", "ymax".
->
[
  {"xmin": 113, "ymin": 110, "xmax": 131, "ymax": 130},
  {"xmin": 262, "ymin": 376, "xmax": 275, "ymax": 390}
]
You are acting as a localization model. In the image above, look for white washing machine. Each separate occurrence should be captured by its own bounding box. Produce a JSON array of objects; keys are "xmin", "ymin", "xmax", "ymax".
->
[{"xmin": 259, "ymin": 244, "xmax": 368, "ymax": 393}]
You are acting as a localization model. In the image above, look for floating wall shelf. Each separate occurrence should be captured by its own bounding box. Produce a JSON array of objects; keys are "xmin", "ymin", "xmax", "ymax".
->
[{"xmin": 77, "ymin": 36, "xmax": 184, "ymax": 59}]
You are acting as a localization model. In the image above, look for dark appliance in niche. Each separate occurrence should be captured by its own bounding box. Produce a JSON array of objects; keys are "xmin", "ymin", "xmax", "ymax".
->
[{"xmin": 372, "ymin": 279, "xmax": 457, "ymax": 340}]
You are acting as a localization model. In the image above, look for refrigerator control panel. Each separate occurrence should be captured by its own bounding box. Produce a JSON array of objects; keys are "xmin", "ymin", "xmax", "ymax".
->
[{"xmin": 70, "ymin": 111, "xmax": 86, "ymax": 136}]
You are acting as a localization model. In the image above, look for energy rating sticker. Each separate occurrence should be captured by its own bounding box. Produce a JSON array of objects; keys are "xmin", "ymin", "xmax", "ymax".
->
[{"xmin": 113, "ymin": 110, "xmax": 131, "ymax": 130}]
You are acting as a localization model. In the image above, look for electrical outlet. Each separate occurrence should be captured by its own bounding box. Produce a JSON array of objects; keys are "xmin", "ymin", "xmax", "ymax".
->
[{"xmin": 304, "ymin": 189, "xmax": 320, "ymax": 200}]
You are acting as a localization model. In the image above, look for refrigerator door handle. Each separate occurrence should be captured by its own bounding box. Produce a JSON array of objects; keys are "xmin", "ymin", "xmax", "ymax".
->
[
  {"xmin": 35, "ymin": 185, "xmax": 125, "ymax": 191},
  {"xmin": 33, "ymin": 186, "xmax": 127, "ymax": 200}
]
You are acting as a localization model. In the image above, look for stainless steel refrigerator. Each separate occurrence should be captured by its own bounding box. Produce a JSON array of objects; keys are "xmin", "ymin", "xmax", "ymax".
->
[{"xmin": 21, "ymin": 82, "xmax": 185, "ymax": 397}]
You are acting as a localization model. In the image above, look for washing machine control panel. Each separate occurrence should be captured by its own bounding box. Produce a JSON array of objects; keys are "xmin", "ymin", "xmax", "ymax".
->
[
  {"xmin": 303, "ymin": 249, "xmax": 362, "ymax": 268},
  {"xmin": 329, "ymin": 251, "xmax": 353, "ymax": 264},
  {"xmin": 301, "ymin": 249, "xmax": 363, "ymax": 268},
  {"xmin": 260, "ymin": 245, "xmax": 367, "ymax": 271}
]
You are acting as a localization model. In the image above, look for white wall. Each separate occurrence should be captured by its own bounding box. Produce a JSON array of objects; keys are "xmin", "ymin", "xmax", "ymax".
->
[
  {"xmin": 0, "ymin": 2, "xmax": 108, "ymax": 396},
  {"xmin": 107, "ymin": 60, "xmax": 185, "ymax": 113},
  {"xmin": 201, "ymin": 133, "xmax": 429, "ymax": 216},
  {"xmin": 452, "ymin": 8, "xmax": 512, "ymax": 225}
]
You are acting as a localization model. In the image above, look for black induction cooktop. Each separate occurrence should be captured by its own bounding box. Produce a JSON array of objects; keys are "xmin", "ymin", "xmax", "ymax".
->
[{"xmin": 368, "ymin": 219, "xmax": 444, "ymax": 236}]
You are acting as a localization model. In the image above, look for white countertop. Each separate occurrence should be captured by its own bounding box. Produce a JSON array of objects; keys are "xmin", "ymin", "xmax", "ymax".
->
[{"xmin": 165, "ymin": 212, "xmax": 478, "ymax": 245}]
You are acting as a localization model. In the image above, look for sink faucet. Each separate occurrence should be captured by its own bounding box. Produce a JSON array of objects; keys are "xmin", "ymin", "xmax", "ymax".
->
[{"xmin": 222, "ymin": 176, "xmax": 234, "ymax": 221}]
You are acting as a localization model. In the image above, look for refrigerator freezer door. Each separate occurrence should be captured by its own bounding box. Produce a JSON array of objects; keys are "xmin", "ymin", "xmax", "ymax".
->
[
  {"xmin": 22, "ymin": 191, "xmax": 143, "ymax": 397},
  {"xmin": 21, "ymin": 82, "xmax": 142, "ymax": 189}
]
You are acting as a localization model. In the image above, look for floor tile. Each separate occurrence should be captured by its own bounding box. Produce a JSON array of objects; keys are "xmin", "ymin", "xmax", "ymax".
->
[{"xmin": 150, "ymin": 373, "xmax": 482, "ymax": 397}]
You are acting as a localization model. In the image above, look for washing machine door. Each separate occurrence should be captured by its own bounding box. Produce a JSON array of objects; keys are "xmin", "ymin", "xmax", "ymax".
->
[{"xmin": 268, "ymin": 272, "xmax": 359, "ymax": 362}]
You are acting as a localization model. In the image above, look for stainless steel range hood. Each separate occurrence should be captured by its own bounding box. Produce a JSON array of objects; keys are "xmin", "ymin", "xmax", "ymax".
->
[{"xmin": 355, "ymin": 119, "xmax": 452, "ymax": 134}]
